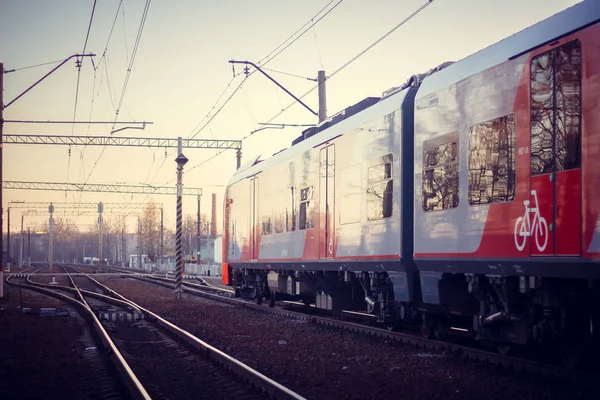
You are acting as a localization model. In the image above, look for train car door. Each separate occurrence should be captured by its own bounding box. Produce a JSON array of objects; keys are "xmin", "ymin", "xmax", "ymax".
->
[
  {"xmin": 319, "ymin": 145, "xmax": 335, "ymax": 259},
  {"xmin": 250, "ymin": 177, "xmax": 259, "ymax": 259},
  {"xmin": 529, "ymin": 40, "xmax": 581, "ymax": 256}
]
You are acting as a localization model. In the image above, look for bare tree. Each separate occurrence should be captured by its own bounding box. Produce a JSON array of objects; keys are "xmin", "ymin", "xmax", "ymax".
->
[{"xmin": 141, "ymin": 201, "xmax": 160, "ymax": 262}]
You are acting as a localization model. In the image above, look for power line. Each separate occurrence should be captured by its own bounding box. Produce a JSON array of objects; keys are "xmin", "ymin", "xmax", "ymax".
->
[
  {"xmin": 246, "ymin": 0, "xmax": 436, "ymax": 138},
  {"xmin": 261, "ymin": 67, "xmax": 317, "ymax": 82},
  {"xmin": 151, "ymin": 0, "xmax": 346, "ymax": 188},
  {"xmin": 84, "ymin": 0, "xmax": 152, "ymax": 186},
  {"xmin": 257, "ymin": 0, "xmax": 342, "ymax": 66},
  {"xmin": 186, "ymin": 75, "xmax": 237, "ymax": 139},
  {"xmin": 112, "ymin": 0, "xmax": 151, "ymax": 129},
  {"xmin": 188, "ymin": 76, "xmax": 247, "ymax": 140},
  {"xmin": 185, "ymin": 0, "xmax": 343, "ymax": 141},
  {"xmin": 3, "ymin": 59, "xmax": 64, "ymax": 73},
  {"xmin": 260, "ymin": 0, "xmax": 344, "ymax": 69}
]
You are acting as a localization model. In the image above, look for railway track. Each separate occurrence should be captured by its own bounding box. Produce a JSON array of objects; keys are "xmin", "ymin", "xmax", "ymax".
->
[
  {"xmin": 101, "ymin": 267, "xmax": 599, "ymax": 384},
  {"xmin": 8, "ymin": 265, "xmax": 305, "ymax": 400}
]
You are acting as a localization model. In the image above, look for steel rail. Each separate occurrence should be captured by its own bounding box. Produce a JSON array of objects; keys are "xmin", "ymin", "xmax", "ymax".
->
[
  {"xmin": 82, "ymin": 273, "xmax": 306, "ymax": 400},
  {"xmin": 6, "ymin": 273, "xmax": 151, "ymax": 400}
]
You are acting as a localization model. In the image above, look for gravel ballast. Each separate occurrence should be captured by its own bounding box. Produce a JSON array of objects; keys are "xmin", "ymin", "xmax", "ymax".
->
[{"xmin": 97, "ymin": 276, "xmax": 599, "ymax": 400}]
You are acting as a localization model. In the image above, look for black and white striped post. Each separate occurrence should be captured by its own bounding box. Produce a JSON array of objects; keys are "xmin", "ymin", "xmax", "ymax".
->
[{"xmin": 174, "ymin": 137, "xmax": 188, "ymax": 299}]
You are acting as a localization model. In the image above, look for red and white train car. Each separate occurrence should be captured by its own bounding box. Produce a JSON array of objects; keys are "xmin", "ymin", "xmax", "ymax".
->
[{"xmin": 222, "ymin": 1, "xmax": 600, "ymax": 360}]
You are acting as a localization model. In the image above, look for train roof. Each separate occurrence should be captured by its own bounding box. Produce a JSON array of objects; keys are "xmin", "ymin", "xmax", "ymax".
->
[
  {"xmin": 418, "ymin": 0, "xmax": 600, "ymax": 98},
  {"xmin": 228, "ymin": 87, "xmax": 412, "ymax": 186}
]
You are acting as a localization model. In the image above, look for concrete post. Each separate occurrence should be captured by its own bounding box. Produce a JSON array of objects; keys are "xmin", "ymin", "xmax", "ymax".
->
[{"xmin": 318, "ymin": 70, "xmax": 327, "ymax": 123}]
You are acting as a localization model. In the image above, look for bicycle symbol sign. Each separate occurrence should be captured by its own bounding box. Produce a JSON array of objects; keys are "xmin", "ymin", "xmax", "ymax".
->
[{"xmin": 514, "ymin": 190, "xmax": 549, "ymax": 252}]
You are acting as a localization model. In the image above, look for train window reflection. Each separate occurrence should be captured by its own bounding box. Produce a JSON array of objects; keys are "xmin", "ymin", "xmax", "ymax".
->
[
  {"xmin": 530, "ymin": 41, "xmax": 581, "ymax": 175},
  {"xmin": 367, "ymin": 154, "xmax": 393, "ymax": 220},
  {"xmin": 286, "ymin": 186, "xmax": 296, "ymax": 232},
  {"xmin": 273, "ymin": 189, "xmax": 286, "ymax": 234},
  {"xmin": 261, "ymin": 193, "xmax": 272, "ymax": 235},
  {"xmin": 299, "ymin": 186, "xmax": 314, "ymax": 230},
  {"xmin": 468, "ymin": 114, "xmax": 516, "ymax": 205},
  {"xmin": 340, "ymin": 164, "xmax": 361, "ymax": 224},
  {"xmin": 422, "ymin": 136, "xmax": 459, "ymax": 211}
]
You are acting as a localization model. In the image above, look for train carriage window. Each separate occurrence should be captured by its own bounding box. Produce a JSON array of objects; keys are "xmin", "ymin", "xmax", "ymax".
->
[
  {"xmin": 422, "ymin": 134, "xmax": 459, "ymax": 211},
  {"xmin": 531, "ymin": 41, "xmax": 581, "ymax": 175},
  {"xmin": 340, "ymin": 164, "xmax": 362, "ymax": 224},
  {"xmin": 299, "ymin": 186, "xmax": 314, "ymax": 230},
  {"xmin": 555, "ymin": 42, "xmax": 581, "ymax": 171},
  {"xmin": 261, "ymin": 193, "xmax": 272, "ymax": 235},
  {"xmin": 468, "ymin": 114, "xmax": 516, "ymax": 205},
  {"xmin": 366, "ymin": 154, "xmax": 393, "ymax": 220}
]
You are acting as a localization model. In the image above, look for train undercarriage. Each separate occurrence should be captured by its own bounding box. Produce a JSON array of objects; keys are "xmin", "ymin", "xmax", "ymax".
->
[{"xmin": 230, "ymin": 267, "xmax": 599, "ymax": 368}]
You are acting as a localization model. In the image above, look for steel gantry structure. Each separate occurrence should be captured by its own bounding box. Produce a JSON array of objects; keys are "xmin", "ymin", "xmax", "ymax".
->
[
  {"xmin": 3, "ymin": 181, "xmax": 202, "ymax": 196},
  {"xmin": 8, "ymin": 201, "xmax": 160, "ymax": 210},
  {"xmin": 3, "ymin": 134, "xmax": 243, "ymax": 168}
]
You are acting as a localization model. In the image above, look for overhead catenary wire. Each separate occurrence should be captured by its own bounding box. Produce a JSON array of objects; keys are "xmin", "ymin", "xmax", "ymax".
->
[
  {"xmin": 3, "ymin": 59, "xmax": 64, "ymax": 73},
  {"xmin": 188, "ymin": 76, "xmax": 248, "ymax": 140},
  {"xmin": 76, "ymin": 0, "xmax": 124, "ymax": 210},
  {"xmin": 243, "ymin": 0, "xmax": 436, "ymax": 139},
  {"xmin": 83, "ymin": 0, "xmax": 152, "ymax": 186},
  {"xmin": 257, "ymin": 0, "xmax": 343, "ymax": 67},
  {"xmin": 142, "ymin": 0, "xmax": 348, "ymax": 193},
  {"xmin": 68, "ymin": 0, "xmax": 97, "ymax": 210}
]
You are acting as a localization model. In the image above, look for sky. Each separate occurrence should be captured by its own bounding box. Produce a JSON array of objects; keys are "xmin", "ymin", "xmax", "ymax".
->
[{"xmin": 0, "ymin": 0, "xmax": 583, "ymax": 234}]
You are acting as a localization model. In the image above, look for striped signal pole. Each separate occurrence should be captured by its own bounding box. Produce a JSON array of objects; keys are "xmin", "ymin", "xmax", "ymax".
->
[
  {"xmin": 48, "ymin": 203, "xmax": 54, "ymax": 272},
  {"xmin": 174, "ymin": 137, "xmax": 188, "ymax": 299}
]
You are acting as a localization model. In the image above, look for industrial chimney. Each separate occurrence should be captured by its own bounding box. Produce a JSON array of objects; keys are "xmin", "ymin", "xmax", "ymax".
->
[{"xmin": 211, "ymin": 193, "xmax": 218, "ymax": 238}]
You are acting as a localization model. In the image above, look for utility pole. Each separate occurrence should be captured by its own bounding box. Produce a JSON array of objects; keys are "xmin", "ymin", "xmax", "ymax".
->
[
  {"xmin": 19, "ymin": 214, "xmax": 24, "ymax": 268},
  {"xmin": 98, "ymin": 202, "xmax": 103, "ymax": 273},
  {"xmin": 137, "ymin": 217, "xmax": 142, "ymax": 269},
  {"xmin": 121, "ymin": 227, "xmax": 125, "ymax": 267},
  {"xmin": 196, "ymin": 195, "xmax": 201, "ymax": 265},
  {"xmin": 48, "ymin": 203, "xmax": 54, "ymax": 272},
  {"xmin": 160, "ymin": 206, "xmax": 164, "ymax": 267},
  {"xmin": 7, "ymin": 207, "xmax": 10, "ymax": 271},
  {"xmin": 27, "ymin": 227, "xmax": 31, "ymax": 266},
  {"xmin": 1, "ymin": 63, "xmax": 4, "ymax": 272},
  {"xmin": 318, "ymin": 70, "xmax": 327, "ymax": 123},
  {"xmin": 175, "ymin": 137, "xmax": 189, "ymax": 299}
]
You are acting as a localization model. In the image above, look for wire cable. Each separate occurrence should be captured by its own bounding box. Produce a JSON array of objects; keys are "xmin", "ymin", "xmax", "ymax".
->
[
  {"xmin": 68, "ymin": 0, "xmax": 97, "ymax": 208},
  {"xmin": 245, "ymin": 0, "xmax": 436, "ymax": 137},
  {"xmin": 84, "ymin": 0, "xmax": 152, "ymax": 185},
  {"xmin": 4, "ymin": 59, "xmax": 64, "ymax": 73},
  {"xmin": 257, "ymin": 0, "xmax": 340, "ymax": 66},
  {"xmin": 188, "ymin": 76, "xmax": 247, "ymax": 140},
  {"xmin": 144, "ymin": 0, "xmax": 346, "ymax": 190}
]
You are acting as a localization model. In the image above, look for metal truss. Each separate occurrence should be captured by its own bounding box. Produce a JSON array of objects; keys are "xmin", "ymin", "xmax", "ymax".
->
[
  {"xmin": 9, "ymin": 201, "xmax": 162, "ymax": 209},
  {"xmin": 3, "ymin": 134, "xmax": 242, "ymax": 150},
  {"xmin": 20, "ymin": 209, "xmax": 134, "ymax": 216},
  {"xmin": 3, "ymin": 181, "xmax": 202, "ymax": 196}
]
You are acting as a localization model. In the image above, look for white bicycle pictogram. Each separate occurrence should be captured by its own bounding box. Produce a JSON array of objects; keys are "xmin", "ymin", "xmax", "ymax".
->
[{"xmin": 514, "ymin": 190, "xmax": 549, "ymax": 252}]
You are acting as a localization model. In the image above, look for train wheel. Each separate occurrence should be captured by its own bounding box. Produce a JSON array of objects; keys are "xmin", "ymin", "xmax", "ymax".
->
[
  {"xmin": 269, "ymin": 291, "xmax": 276, "ymax": 308},
  {"xmin": 497, "ymin": 345, "xmax": 512, "ymax": 356},
  {"xmin": 559, "ymin": 335, "xmax": 584, "ymax": 369},
  {"xmin": 421, "ymin": 315, "xmax": 437, "ymax": 339}
]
